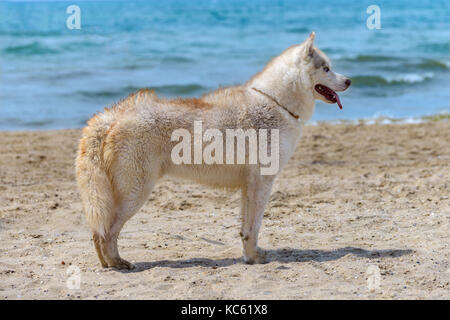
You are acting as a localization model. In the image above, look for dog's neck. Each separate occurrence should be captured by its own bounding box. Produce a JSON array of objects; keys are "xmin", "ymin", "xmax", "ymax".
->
[
  {"xmin": 251, "ymin": 87, "xmax": 300, "ymax": 120},
  {"xmin": 246, "ymin": 57, "xmax": 315, "ymax": 122}
]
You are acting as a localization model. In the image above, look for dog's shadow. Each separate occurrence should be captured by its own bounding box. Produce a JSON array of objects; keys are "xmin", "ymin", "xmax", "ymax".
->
[{"xmin": 121, "ymin": 247, "xmax": 412, "ymax": 273}]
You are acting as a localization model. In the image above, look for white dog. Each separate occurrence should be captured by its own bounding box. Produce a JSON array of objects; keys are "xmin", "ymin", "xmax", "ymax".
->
[{"xmin": 76, "ymin": 32, "xmax": 351, "ymax": 269}]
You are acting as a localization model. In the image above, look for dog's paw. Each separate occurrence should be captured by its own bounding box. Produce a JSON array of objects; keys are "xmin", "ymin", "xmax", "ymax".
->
[{"xmin": 243, "ymin": 248, "xmax": 267, "ymax": 264}]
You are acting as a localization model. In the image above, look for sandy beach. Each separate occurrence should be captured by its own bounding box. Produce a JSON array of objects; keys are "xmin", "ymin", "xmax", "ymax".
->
[{"xmin": 0, "ymin": 121, "xmax": 448, "ymax": 300}]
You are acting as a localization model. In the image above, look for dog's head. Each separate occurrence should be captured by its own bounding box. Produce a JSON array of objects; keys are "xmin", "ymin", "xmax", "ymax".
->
[{"xmin": 294, "ymin": 32, "xmax": 351, "ymax": 109}]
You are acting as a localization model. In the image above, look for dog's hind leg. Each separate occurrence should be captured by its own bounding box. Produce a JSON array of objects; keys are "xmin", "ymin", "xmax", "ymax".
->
[
  {"xmin": 240, "ymin": 173, "xmax": 275, "ymax": 264},
  {"xmin": 100, "ymin": 158, "xmax": 159, "ymax": 270},
  {"xmin": 100, "ymin": 192, "xmax": 154, "ymax": 269},
  {"xmin": 93, "ymin": 232, "xmax": 108, "ymax": 268},
  {"xmin": 100, "ymin": 226, "xmax": 133, "ymax": 270}
]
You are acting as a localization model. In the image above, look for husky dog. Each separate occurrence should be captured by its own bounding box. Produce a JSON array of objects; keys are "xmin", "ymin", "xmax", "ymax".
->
[{"xmin": 76, "ymin": 32, "xmax": 351, "ymax": 269}]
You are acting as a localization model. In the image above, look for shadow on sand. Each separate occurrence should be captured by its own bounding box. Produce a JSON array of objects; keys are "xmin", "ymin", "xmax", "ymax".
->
[{"xmin": 120, "ymin": 246, "xmax": 412, "ymax": 273}]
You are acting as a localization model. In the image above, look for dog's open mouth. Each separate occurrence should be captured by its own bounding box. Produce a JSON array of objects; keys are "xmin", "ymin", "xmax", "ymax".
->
[{"xmin": 315, "ymin": 84, "xmax": 343, "ymax": 109}]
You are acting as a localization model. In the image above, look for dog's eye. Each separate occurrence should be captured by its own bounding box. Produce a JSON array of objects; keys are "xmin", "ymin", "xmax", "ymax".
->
[{"xmin": 323, "ymin": 66, "xmax": 330, "ymax": 72}]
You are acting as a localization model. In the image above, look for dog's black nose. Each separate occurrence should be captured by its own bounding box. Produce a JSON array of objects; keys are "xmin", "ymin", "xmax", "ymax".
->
[{"xmin": 345, "ymin": 79, "xmax": 351, "ymax": 87}]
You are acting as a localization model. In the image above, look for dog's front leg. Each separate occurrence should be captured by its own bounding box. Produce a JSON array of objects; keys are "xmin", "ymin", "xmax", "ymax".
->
[{"xmin": 240, "ymin": 173, "xmax": 275, "ymax": 264}]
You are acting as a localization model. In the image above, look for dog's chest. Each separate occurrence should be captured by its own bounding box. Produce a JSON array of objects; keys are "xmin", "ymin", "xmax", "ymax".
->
[{"xmin": 278, "ymin": 123, "xmax": 303, "ymax": 169}]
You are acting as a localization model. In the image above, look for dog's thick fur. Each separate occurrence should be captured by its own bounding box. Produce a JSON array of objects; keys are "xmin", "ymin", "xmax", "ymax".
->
[{"xmin": 76, "ymin": 33, "xmax": 350, "ymax": 269}]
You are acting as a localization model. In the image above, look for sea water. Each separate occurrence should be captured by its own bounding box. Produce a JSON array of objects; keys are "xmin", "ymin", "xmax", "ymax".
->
[{"xmin": 0, "ymin": 0, "xmax": 448, "ymax": 130}]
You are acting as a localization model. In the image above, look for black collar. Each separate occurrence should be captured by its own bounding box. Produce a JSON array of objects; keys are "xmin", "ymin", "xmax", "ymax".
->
[{"xmin": 251, "ymin": 87, "xmax": 300, "ymax": 120}]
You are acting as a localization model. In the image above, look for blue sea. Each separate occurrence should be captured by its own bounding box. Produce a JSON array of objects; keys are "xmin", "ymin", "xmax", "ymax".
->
[{"xmin": 0, "ymin": 0, "xmax": 449, "ymax": 130}]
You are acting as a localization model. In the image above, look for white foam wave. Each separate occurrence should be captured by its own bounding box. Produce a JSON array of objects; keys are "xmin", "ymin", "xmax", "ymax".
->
[{"xmin": 387, "ymin": 72, "xmax": 434, "ymax": 83}]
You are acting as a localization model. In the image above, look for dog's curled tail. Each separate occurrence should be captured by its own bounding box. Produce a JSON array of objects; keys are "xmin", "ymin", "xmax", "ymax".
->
[{"xmin": 76, "ymin": 112, "xmax": 117, "ymax": 238}]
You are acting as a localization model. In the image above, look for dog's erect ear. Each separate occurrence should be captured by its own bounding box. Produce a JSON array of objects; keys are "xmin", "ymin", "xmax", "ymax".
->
[{"xmin": 300, "ymin": 32, "xmax": 315, "ymax": 60}]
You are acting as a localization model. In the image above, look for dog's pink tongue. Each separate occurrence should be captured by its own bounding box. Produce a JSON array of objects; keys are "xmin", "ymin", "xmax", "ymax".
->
[{"xmin": 335, "ymin": 93, "xmax": 342, "ymax": 110}]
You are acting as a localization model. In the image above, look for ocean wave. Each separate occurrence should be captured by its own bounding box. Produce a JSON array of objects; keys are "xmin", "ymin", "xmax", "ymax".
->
[
  {"xmin": 352, "ymin": 73, "xmax": 434, "ymax": 87},
  {"xmin": 2, "ymin": 40, "xmax": 105, "ymax": 56},
  {"xmin": 61, "ymin": 41, "xmax": 105, "ymax": 51},
  {"xmin": 76, "ymin": 86, "xmax": 141, "ymax": 99},
  {"xmin": 412, "ymin": 59, "xmax": 450, "ymax": 70},
  {"xmin": 76, "ymin": 84, "xmax": 207, "ymax": 99},
  {"xmin": 310, "ymin": 113, "xmax": 449, "ymax": 126},
  {"xmin": 388, "ymin": 72, "xmax": 434, "ymax": 83},
  {"xmin": 29, "ymin": 71, "xmax": 93, "ymax": 82},
  {"xmin": 152, "ymin": 84, "xmax": 207, "ymax": 95},
  {"xmin": 285, "ymin": 27, "xmax": 309, "ymax": 34},
  {"xmin": 339, "ymin": 55, "xmax": 450, "ymax": 71},
  {"xmin": 342, "ymin": 55, "xmax": 400, "ymax": 62},
  {"xmin": 3, "ymin": 42, "xmax": 58, "ymax": 55},
  {"xmin": 122, "ymin": 64, "xmax": 151, "ymax": 70},
  {"xmin": 0, "ymin": 30, "xmax": 63, "ymax": 37},
  {"xmin": 416, "ymin": 42, "xmax": 450, "ymax": 53},
  {"xmin": 0, "ymin": 117, "xmax": 56, "ymax": 129},
  {"xmin": 160, "ymin": 56, "xmax": 196, "ymax": 64}
]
